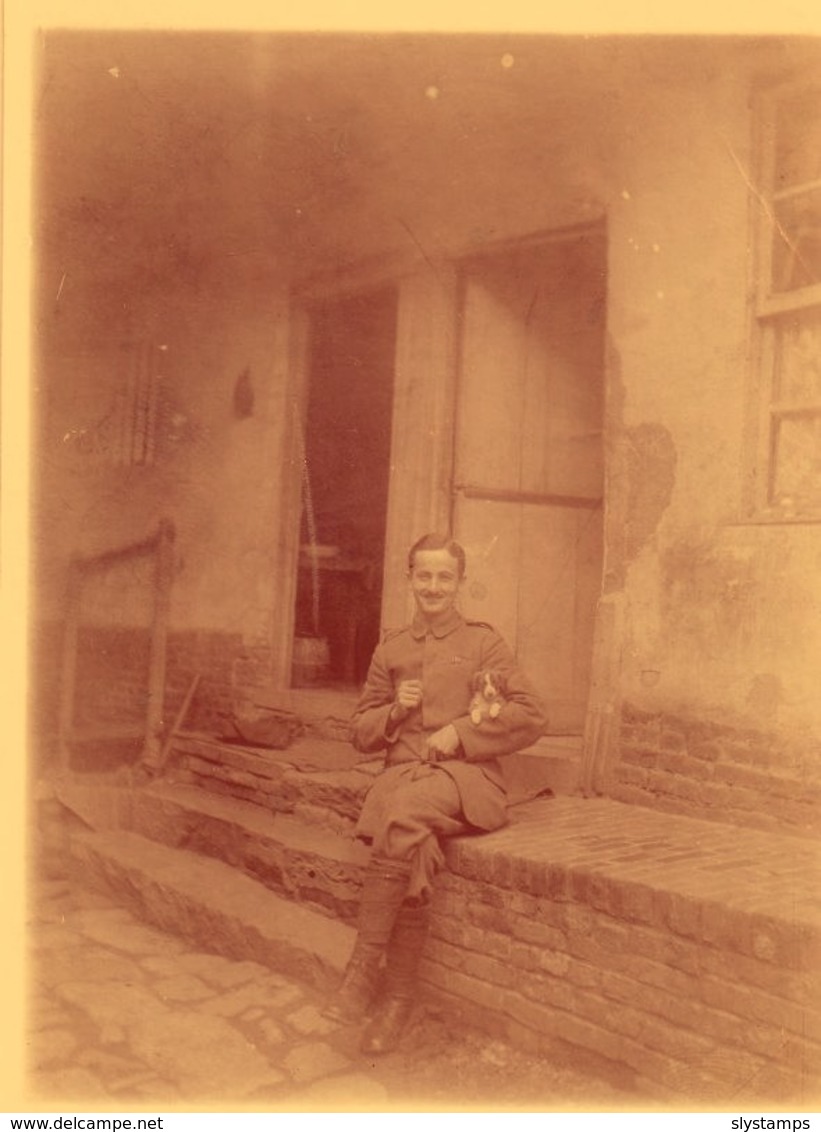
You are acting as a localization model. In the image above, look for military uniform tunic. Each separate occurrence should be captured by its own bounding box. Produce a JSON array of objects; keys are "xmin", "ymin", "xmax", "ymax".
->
[{"xmin": 351, "ymin": 608, "xmax": 547, "ymax": 894}]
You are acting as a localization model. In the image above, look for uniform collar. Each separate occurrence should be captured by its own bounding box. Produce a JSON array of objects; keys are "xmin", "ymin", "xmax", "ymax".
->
[{"xmin": 410, "ymin": 608, "xmax": 464, "ymax": 640}]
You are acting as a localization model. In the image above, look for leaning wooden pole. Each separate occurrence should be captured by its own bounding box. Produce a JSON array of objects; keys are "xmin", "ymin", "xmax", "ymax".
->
[
  {"xmin": 141, "ymin": 519, "xmax": 175, "ymax": 769},
  {"xmin": 57, "ymin": 560, "xmax": 81, "ymax": 771},
  {"xmin": 154, "ymin": 672, "xmax": 201, "ymax": 772}
]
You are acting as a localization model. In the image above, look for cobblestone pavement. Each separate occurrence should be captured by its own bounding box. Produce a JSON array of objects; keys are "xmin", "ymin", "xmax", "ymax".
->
[{"xmin": 25, "ymin": 866, "xmax": 631, "ymax": 1111}]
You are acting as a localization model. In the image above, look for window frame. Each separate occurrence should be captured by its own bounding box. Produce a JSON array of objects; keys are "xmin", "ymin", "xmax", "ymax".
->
[{"xmin": 748, "ymin": 76, "xmax": 821, "ymax": 524}]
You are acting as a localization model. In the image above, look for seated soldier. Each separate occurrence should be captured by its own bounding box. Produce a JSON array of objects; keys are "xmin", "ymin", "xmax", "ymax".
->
[{"xmin": 324, "ymin": 532, "xmax": 547, "ymax": 1054}]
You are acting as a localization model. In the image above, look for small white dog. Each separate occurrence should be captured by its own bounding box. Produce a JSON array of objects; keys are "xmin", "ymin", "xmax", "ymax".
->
[{"xmin": 469, "ymin": 669, "xmax": 507, "ymax": 726}]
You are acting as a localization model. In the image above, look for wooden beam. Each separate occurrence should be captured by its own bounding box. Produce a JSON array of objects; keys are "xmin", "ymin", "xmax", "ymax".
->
[
  {"xmin": 454, "ymin": 483, "xmax": 603, "ymax": 510},
  {"xmin": 73, "ymin": 527, "xmax": 165, "ymax": 574}
]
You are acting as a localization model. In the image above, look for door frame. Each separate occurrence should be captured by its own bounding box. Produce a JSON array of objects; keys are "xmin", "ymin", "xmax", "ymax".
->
[{"xmin": 275, "ymin": 222, "xmax": 618, "ymax": 791}]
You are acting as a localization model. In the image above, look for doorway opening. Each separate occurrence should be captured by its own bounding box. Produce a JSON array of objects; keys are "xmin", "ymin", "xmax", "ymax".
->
[{"xmin": 292, "ymin": 286, "xmax": 398, "ymax": 689}]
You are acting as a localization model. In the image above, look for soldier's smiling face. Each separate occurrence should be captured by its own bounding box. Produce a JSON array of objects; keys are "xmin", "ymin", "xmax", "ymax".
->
[{"xmin": 409, "ymin": 548, "xmax": 464, "ymax": 622}]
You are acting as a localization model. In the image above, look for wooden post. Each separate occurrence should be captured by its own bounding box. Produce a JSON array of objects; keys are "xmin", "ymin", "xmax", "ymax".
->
[
  {"xmin": 141, "ymin": 519, "xmax": 175, "ymax": 768},
  {"xmin": 57, "ymin": 559, "xmax": 81, "ymax": 771},
  {"xmin": 381, "ymin": 264, "xmax": 459, "ymax": 630},
  {"xmin": 579, "ymin": 593, "xmax": 624, "ymax": 795}
]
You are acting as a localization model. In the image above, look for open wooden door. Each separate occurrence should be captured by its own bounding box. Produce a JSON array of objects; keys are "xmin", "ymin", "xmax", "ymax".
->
[{"xmin": 452, "ymin": 227, "xmax": 606, "ymax": 735}]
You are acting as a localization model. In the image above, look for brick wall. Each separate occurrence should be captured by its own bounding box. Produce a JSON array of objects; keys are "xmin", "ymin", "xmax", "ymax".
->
[
  {"xmin": 164, "ymin": 629, "xmax": 273, "ymax": 734},
  {"xmin": 74, "ymin": 626, "xmax": 151, "ymax": 727},
  {"xmin": 30, "ymin": 619, "xmax": 66, "ymax": 768},
  {"xmin": 32, "ymin": 620, "xmax": 274, "ymax": 765},
  {"xmin": 611, "ymin": 703, "xmax": 821, "ymax": 837},
  {"xmin": 425, "ymin": 833, "xmax": 821, "ymax": 1104}
]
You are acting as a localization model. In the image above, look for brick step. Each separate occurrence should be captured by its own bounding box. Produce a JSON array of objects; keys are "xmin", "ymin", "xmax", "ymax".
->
[
  {"xmin": 426, "ymin": 797, "xmax": 821, "ymax": 1104},
  {"xmin": 66, "ymin": 824, "xmax": 353, "ymax": 994},
  {"xmin": 53, "ymin": 773, "xmax": 370, "ymax": 924}
]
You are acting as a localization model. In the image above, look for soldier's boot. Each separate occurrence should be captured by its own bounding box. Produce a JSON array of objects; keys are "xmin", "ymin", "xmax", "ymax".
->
[
  {"xmin": 322, "ymin": 857, "xmax": 411, "ymax": 1024},
  {"xmin": 359, "ymin": 898, "xmax": 430, "ymax": 1055}
]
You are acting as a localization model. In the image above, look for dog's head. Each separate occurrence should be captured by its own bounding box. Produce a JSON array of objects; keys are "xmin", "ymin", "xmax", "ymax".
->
[{"xmin": 471, "ymin": 669, "xmax": 506, "ymax": 700}]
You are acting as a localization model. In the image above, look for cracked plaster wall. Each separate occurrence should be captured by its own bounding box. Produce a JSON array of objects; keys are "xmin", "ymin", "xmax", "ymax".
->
[
  {"xmin": 32, "ymin": 41, "xmax": 821, "ymax": 749},
  {"xmin": 601, "ymin": 74, "xmax": 821, "ymax": 739},
  {"xmin": 34, "ymin": 273, "xmax": 292, "ymax": 647}
]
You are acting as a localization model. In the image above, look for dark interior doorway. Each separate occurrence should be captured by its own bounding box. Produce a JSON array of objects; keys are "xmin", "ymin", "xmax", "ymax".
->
[{"xmin": 292, "ymin": 286, "xmax": 398, "ymax": 688}]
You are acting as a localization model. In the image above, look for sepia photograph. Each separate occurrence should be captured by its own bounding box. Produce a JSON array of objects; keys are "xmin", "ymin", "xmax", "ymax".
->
[{"xmin": 10, "ymin": 10, "xmax": 821, "ymax": 1117}]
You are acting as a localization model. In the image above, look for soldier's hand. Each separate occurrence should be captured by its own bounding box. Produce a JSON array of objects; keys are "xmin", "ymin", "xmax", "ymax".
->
[
  {"xmin": 391, "ymin": 679, "xmax": 423, "ymax": 720},
  {"xmin": 426, "ymin": 723, "xmax": 461, "ymax": 761}
]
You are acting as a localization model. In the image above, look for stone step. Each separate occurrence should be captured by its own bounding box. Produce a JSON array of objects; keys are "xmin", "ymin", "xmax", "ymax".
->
[
  {"xmin": 46, "ymin": 772, "xmax": 821, "ymax": 1103},
  {"xmin": 54, "ymin": 772, "xmax": 370, "ymax": 923},
  {"xmin": 503, "ymin": 738, "xmax": 582, "ymax": 800},
  {"xmin": 165, "ymin": 731, "xmax": 579, "ymax": 833},
  {"xmin": 52, "ymin": 729, "xmax": 581, "ymax": 924},
  {"xmin": 66, "ymin": 824, "xmax": 354, "ymax": 994},
  {"xmin": 167, "ymin": 732, "xmax": 382, "ymax": 835}
]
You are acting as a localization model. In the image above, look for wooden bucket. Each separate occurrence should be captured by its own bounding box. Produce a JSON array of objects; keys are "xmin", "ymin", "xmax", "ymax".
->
[{"xmin": 291, "ymin": 635, "xmax": 330, "ymax": 686}]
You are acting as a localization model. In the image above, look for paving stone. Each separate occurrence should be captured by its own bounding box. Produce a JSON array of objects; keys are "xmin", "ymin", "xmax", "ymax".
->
[
  {"xmin": 66, "ymin": 906, "xmax": 138, "ymax": 930},
  {"xmin": 198, "ymin": 979, "xmax": 302, "ymax": 1018},
  {"xmin": 76, "ymin": 1047, "xmax": 145, "ymax": 1072},
  {"xmin": 65, "ymin": 910, "xmax": 186, "ymax": 956},
  {"xmin": 258, "ymin": 971, "xmax": 300, "ymax": 991},
  {"xmin": 30, "ymin": 926, "xmax": 86, "ymax": 951},
  {"xmin": 28, "ymin": 990, "xmax": 58, "ymax": 1012},
  {"xmin": 108, "ymin": 1073, "xmax": 174, "ymax": 1099},
  {"xmin": 140, "ymin": 955, "xmax": 187, "ymax": 977},
  {"xmin": 126, "ymin": 1077, "xmax": 181, "ymax": 1101},
  {"xmin": 258, "ymin": 1019, "xmax": 287, "ymax": 1046},
  {"xmin": 251, "ymin": 1069, "xmax": 290, "ymax": 1091},
  {"xmin": 242, "ymin": 1070, "xmax": 290, "ymax": 1101},
  {"xmin": 30, "ymin": 1028, "xmax": 80, "ymax": 1065},
  {"xmin": 35, "ymin": 878, "xmax": 72, "ymax": 901},
  {"xmin": 27, "ymin": 991, "xmax": 74, "ymax": 1023},
  {"xmin": 285, "ymin": 1003, "xmax": 339, "ymax": 1037},
  {"xmin": 153, "ymin": 974, "xmax": 214, "ymax": 1002},
  {"xmin": 31, "ymin": 1066, "xmax": 111, "ymax": 1100},
  {"xmin": 55, "ymin": 980, "xmax": 170, "ymax": 1030},
  {"xmin": 35, "ymin": 945, "xmax": 147, "ymax": 988},
  {"xmin": 28, "ymin": 1007, "xmax": 75, "ymax": 1032},
  {"xmin": 72, "ymin": 886, "xmax": 124, "ymax": 911},
  {"xmin": 127, "ymin": 1010, "xmax": 280, "ymax": 1099},
  {"xmin": 76, "ymin": 1048, "xmax": 154, "ymax": 1089},
  {"xmin": 282, "ymin": 1041, "xmax": 352, "ymax": 1085},
  {"xmin": 298, "ymin": 1072, "xmax": 391, "ymax": 1106},
  {"xmin": 32, "ymin": 896, "xmax": 77, "ymax": 925},
  {"xmin": 174, "ymin": 951, "xmax": 277, "ymax": 989}
]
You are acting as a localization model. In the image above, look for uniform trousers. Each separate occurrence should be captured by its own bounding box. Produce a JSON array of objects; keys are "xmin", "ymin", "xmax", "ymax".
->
[{"xmin": 356, "ymin": 762, "xmax": 470, "ymax": 899}]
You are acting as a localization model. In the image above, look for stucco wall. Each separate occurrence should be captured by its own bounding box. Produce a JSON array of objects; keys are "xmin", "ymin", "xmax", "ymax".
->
[
  {"xmin": 33, "ymin": 41, "xmax": 821, "ymax": 778},
  {"xmin": 603, "ymin": 70, "xmax": 821, "ymax": 743},
  {"xmin": 35, "ymin": 272, "xmax": 293, "ymax": 644}
]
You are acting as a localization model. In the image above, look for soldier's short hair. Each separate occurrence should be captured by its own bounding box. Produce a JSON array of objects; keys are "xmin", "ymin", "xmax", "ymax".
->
[{"xmin": 407, "ymin": 533, "xmax": 466, "ymax": 578}]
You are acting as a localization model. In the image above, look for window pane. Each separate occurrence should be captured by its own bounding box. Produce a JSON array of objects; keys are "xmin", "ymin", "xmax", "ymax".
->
[
  {"xmin": 771, "ymin": 413, "xmax": 821, "ymax": 511},
  {"xmin": 771, "ymin": 186, "xmax": 821, "ymax": 293},
  {"xmin": 775, "ymin": 308, "xmax": 821, "ymax": 402},
  {"xmin": 774, "ymin": 88, "xmax": 821, "ymax": 189}
]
